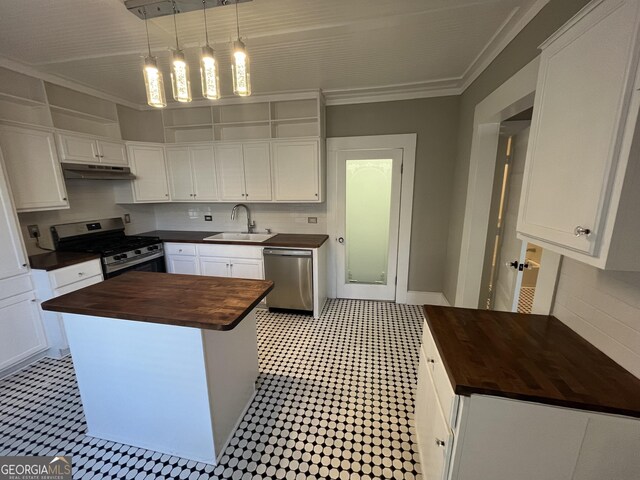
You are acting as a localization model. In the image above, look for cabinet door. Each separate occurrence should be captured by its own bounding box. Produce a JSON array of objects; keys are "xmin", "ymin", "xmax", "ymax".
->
[
  {"xmin": 166, "ymin": 255, "xmax": 200, "ymax": 275},
  {"xmin": 0, "ymin": 125, "xmax": 68, "ymax": 211},
  {"xmin": 166, "ymin": 147, "xmax": 193, "ymax": 201},
  {"xmin": 128, "ymin": 145, "xmax": 169, "ymax": 202},
  {"xmin": 57, "ymin": 132, "xmax": 99, "ymax": 164},
  {"xmin": 191, "ymin": 145, "xmax": 218, "ymax": 201},
  {"xmin": 243, "ymin": 142, "xmax": 272, "ymax": 201},
  {"xmin": 518, "ymin": 0, "xmax": 640, "ymax": 254},
  {"xmin": 215, "ymin": 144, "xmax": 246, "ymax": 201},
  {"xmin": 272, "ymin": 140, "xmax": 319, "ymax": 201},
  {"xmin": 0, "ymin": 292, "xmax": 47, "ymax": 371},
  {"xmin": 229, "ymin": 258, "xmax": 263, "ymax": 280},
  {"xmin": 199, "ymin": 257, "xmax": 230, "ymax": 277},
  {"xmin": 0, "ymin": 156, "xmax": 28, "ymax": 280},
  {"xmin": 97, "ymin": 140, "xmax": 128, "ymax": 166}
]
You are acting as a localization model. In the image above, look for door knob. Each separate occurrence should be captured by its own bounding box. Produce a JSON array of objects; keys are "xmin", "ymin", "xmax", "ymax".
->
[
  {"xmin": 435, "ymin": 439, "xmax": 446, "ymax": 447},
  {"xmin": 338, "ymin": 237, "xmax": 344, "ymax": 244},
  {"xmin": 506, "ymin": 260, "xmax": 519, "ymax": 269},
  {"xmin": 574, "ymin": 226, "xmax": 591, "ymax": 237}
]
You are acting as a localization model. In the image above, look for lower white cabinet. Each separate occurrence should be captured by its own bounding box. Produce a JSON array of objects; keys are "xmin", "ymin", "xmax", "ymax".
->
[{"xmin": 198, "ymin": 244, "xmax": 264, "ymax": 280}]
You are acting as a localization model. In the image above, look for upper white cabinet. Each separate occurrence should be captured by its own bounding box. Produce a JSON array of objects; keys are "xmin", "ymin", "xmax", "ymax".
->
[
  {"xmin": 0, "ymin": 124, "xmax": 68, "ymax": 212},
  {"xmin": 122, "ymin": 143, "xmax": 169, "ymax": 203},
  {"xmin": 166, "ymin": 145, "xmax": 218, "ymax": 201},
  {"xmin": 272, "ymin": 139, "xmax": 321, "ymax": 202},
  {"xmin": 57, "ymin": 132, "xmax": 128, "ymax": 166},
  {"xmin": 215, "ymin": 142, "xmax": 272, "ymax": 202},
  {"xmin": 517, "ymin": 0, "xmax": 640, "ymax": 270},
  {"xmin": 0, "ymin": 153, "xmax": 28, "ymax": 280}
]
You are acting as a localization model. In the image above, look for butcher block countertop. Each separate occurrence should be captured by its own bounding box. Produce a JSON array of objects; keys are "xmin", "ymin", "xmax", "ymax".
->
[
  {"xmin": 424, "ymin": 305, "xmax": 640, "ymax": 418},
  {"xmin": 139, "ymin": 230, "xmax": 329, "ymax": 248},
  {"xmin": 29, "ymin": 251, "xmax": 101, "ymax": 271},
  {"xmin": 41, "ymin": 271, "xmax": 273, "ymax": 331}
]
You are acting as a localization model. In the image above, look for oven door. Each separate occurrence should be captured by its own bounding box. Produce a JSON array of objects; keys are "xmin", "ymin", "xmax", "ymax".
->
[{"xmin": 104, "ymin": 254, "xmax": 166, "ymax": 279}]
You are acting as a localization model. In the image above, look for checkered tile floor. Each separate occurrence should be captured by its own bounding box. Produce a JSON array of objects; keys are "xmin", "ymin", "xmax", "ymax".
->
[{"xmin": 0, "ymin": 299, "xmax": 424, "ymax": 479}]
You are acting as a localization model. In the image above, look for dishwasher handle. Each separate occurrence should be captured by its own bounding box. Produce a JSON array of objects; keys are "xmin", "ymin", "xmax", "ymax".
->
[{"xmin": 263, "ymin": 248, "xmax": 312, "ymax": 257}]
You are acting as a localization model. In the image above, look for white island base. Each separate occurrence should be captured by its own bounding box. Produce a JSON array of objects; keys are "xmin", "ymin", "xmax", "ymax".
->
[{"xmin": 63, "ymin": 309, "xmax": 259, "ymax": 465}]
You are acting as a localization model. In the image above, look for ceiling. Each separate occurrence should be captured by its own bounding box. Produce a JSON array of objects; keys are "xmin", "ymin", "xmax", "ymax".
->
[{"xmin": 0, "ymin": 0, "xmax": 546, "ymax": 107}]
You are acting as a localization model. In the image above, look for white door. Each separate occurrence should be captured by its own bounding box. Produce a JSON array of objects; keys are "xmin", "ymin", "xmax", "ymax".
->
[
  {"xmin": 166, "ymin": 147, "xmax": 193, "ymax": 201},
  {"xmin": 199, "ymin": 257, "xmax": 230, "ymax": 277},
  {"xmin": 242, "ymin": 142, "xmax": 272, "ymax": 201},
  {"xmin": 272, "ymin": 140, "xmax": 319, "ymax": 201},
  {"xmin": 166, "ymin": 255, "xmax": 200, "ymax": 275},
  {"xmin": 97, "ymin": 140, "xmax": 128, "ymax": 166},
  {"xmin": 336, "ymin": 148, "xmax": 402, "ymax": 300},
  {"xmin": 0, "ymin": 149, "xmax": 29, "ymax": 280},
  {"xmin": 215, "ymin": 144, "xmax": 245, "ymax": 201},
  {"xmin": 57, "ymin": 133, "xmax": 99, "ymax": 164},
  {"xmin": 229, "ymin": 258, "xmax": 263, "ymax": 280},
  {"xmin": 129, "ymin": 145, "xmax": 169, "ymax": 202},
  {"xmin": 190, "ymin": 145, "xmax": 218, "ymax": 201}
]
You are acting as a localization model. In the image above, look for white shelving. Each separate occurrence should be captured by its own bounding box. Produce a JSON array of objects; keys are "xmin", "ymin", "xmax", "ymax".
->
[{"xmin": 0, "ymin": 67, "xmax": 52, "ymax": 127}]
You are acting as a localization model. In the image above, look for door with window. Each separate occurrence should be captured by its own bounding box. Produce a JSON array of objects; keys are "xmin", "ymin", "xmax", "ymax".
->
[{"xmin": 335, "ymin": 148, "xmax": 403, "ymax": 300}]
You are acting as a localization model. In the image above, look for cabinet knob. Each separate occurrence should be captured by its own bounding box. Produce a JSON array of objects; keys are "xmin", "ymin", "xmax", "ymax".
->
[
  {"xmin": 165, "ymin": 194, "xmax": 169, "ymax": 197},
  {"xmin": 506, "ymin": 260, "xmax": 519, "ymax": 269},
  {"xmin": 427, "ymin": 358, "xmax": 435, "ymax": 364},
  {"xmin": 315, "ymin": 193, "xmax": 318, "ymax": 197},
  {"xmin": 574, "ymin": 226, "xmax": 591, "ymax": 237},
  {"xmin": 435, "ymin": 439, "xmax": 445, "ymax": 447},
  {"xmin": 63, "ymin": 197, "xmax": 68, "ymax": 201},
  {"xmin": 22, "ymin": 263, "xmax": 27, "ymax": 267},
  {"xmin": 78, "ymin": 272, "xmax": 85, "ymax": 276}
]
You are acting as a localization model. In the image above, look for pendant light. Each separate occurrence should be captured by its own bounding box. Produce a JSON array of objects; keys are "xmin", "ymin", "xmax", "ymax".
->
[
  {"xmin": 200, "ymin": 0, "xmax": 220, "ymax": 100},
  {"xmin": 231, "ymin": 0, "xmax": 251, "ymax": 96},
  {"xmin": 170, "ymin": 1, "xmax": 192, "ymax": 102},
  {"xmin": 142, "ymin": 9, "xmax": 167, "ymax": 108}
]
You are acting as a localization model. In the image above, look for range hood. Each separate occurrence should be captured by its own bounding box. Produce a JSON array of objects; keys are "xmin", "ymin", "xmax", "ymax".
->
[{"xmin": 62, "ymin": 163, "xmax": 136, "ymax": 180}]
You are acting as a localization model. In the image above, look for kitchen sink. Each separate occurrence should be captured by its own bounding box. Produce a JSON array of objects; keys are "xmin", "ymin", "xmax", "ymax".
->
[{"xmin": 203, "ymin": 232, "xmax": 277, "ymax": 242}]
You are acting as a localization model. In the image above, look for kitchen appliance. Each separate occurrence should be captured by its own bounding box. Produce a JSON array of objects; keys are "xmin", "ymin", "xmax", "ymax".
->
[
  {"xmin": 61, "ymin": 163, "xmax": 136, "ymax": 180},
  {"xmin": 51, "ymin": 218, "xmax": 164, "ymax": 279},
  {"xmin": 263, "ymin": 248, "xmax": 313, "ymax": 312}
]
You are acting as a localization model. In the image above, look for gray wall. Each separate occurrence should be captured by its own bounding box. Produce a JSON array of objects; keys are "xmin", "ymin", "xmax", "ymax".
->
[
  {"xmin": 117, "ymin": 104, "xmax": 165, "ymax": 143},
  {"xmin": 327, "ymin": 96, "xmax": 460, "ymax": 292},
  {"xmin": 442, "ymin": 0, "xmax": 592, "ymax": 304}
]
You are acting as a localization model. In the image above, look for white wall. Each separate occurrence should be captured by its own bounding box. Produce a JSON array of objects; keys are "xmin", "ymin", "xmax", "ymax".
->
[
  {"xmin": 553, "ymin": 258, "xmax": 640, "ymax": 379},
  {"xmin": 18, "ymin": 180, "xmax": 156, "ymax": 255},
  {"xmin": 153, "ymin": 203, "xmax": 327, "ymax": 234}
]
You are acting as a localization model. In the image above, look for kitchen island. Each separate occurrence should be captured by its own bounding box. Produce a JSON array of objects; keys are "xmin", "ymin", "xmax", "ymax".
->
[{"xmin": 41, "ymin": 272, "xmax": 273, "ymax": 465}]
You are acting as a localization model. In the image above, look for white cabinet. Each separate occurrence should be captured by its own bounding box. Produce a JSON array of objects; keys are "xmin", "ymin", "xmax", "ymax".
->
[
  {"xmin": 165, "ymin": 243, "xmax": 200, "ymax": 275},
  {"xmin": 32, "ymin": 259, "xmax": 103, "ymax": 358},
  {"xmin": 198, "ymin": 244, "xmax": 264, "ymax": 280},
  {"xmin": 271, "ymin": 139, "xmax": 321, "ymax": 201},
  {"xmin": 215, "ymin": 142, "xmax": 272, "ymax": 201},
  {"xmin": 57, "ymin": 132, "xmax": 128, "ymax": 166},
  {"xmin": 126, "ymin": 143, "xmax": 170, "ymax": 202},
  {"xmin": 0, "ymin": 154, "xmax": 28, "ymax": 281},
  {"xmin": 200, "ymin": 256, "xmax": 232, "ymax": 277},
  {"xmin": 166, "ymin": 145, "xmax": 218, "ymax": 201},
  {"xmin": 0, "ymin": 124, "xmax": 68, "ymax": 212},
  {"xmin": 517, "ymin": 0, "xmax": 640, "ymax": 270}
]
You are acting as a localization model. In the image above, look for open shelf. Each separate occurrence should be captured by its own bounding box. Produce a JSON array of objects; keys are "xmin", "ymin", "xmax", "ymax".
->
[
  {"xmin": 215, "ymin": 122, "xmax": 271, "ymax": 141},
  {"xmin": 271, "ymin": 99, "xmax": 318, "ymax": 121},
  {"xmin": 163, "ymin": 107, "xmax": 212, "ymax": 127},
  {"xmin": 214, "ymin": 102, "xmax": 270, "ymax": 124},
  {"xmin": 0, "ymin": 92, "xmax": 47, "ymax": 107},
  {"xmin": 49, "ymin": 105, "xmax": 118, "ymax": 125}
]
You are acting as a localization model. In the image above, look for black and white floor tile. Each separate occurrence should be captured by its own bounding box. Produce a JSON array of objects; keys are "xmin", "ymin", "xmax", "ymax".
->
[{"xmin": 0, "ymin": 299, "xmax": 424, "ymax": 479}]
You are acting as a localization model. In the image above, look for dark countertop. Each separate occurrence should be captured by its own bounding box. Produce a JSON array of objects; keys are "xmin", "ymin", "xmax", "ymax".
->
[
  {"xmin": 139, "ymin": 230, "xmax": 329, "ymax": 248},
  {"xmin": 41, "ymin": 271, "xmax": 274, "ymax": 331},
  {"xmin": 424, "ymin": 305, "xmax": 640, "ymax": 418},
  {"xmin": 29, "ymin": 251, "xmax": 101, "ymax": 271}
]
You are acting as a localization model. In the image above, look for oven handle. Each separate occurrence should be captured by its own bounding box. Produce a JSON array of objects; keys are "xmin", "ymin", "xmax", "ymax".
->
[{"xmin": 104, "ymin": 251, "xmax": 165, "ymax": 274}]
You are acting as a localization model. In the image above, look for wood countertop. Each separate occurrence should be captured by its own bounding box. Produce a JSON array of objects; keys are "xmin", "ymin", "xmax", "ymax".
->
[
  {"xmin": 41, "ymin": 271, "xmax": 274, "ymax": 331},
  {"xmin": 29, "ymin": 251, "xmax": 101, "ymax": 271},
  {"xmin": 139, "ymin": 230, "xmax": 329, "ymax": 248},
  {"xmin": 424, "ymin": 305, "xmax": 640, "ymax": 418}
]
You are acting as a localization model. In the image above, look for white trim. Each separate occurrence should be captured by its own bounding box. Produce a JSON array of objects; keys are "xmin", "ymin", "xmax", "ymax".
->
[
  {"xmin": 455, "ymin": 57, "xmax": 543, "ymax": 308},
  {"xmin": 324, "ymin": 82, "xmax": 462, "ymax": 106},
  {"xmin": 327, "ymin": 134, "xmax": 416, "ymax": 304},
  {"xmin": 405, "ymin": 291, "xmax": 450, "ymax": 306}
]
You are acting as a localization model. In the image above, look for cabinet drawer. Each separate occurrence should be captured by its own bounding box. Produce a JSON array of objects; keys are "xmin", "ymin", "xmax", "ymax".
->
[
  {"xmin": 50, "ymin": 260, "xmax": 102, "ymax": 289},
  {"xmin": 165, "ymin": 243, "xmax": 197, "ymax": 256},
  {"xmin": 54, "ymin": 275, "xmax": 103, "ymax": 296},
  {"xmin": 0, "ymin": 274, "xmax": 33, "ymax": 301},
  {"xmin": 197, "ymin": 244, "xmax": 262, "ymax": 259},
  {"xmin": 422, "ymin": 320, "xmax": 457, "ymax": 427}
]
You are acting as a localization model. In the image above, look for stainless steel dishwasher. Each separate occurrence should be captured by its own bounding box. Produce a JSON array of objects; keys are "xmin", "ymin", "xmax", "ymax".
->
[{"xmin": 263, "ymin": 248, "xmax": 313, "ymax": 312}]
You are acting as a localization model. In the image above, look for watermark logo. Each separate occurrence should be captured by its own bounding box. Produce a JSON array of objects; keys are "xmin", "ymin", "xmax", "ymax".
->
[{"xmin": 0, "ymin": 456, "xmax": 72, "ymax": 480}]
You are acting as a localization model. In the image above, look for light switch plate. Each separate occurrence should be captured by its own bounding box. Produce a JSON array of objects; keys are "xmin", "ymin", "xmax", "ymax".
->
[
  {"xmin": 308, "ymin": 217, "xmax": 318, "ymax": 224},
  {"xmin": 124, "ymin": 214, "xmax": 131, "ymax": 224},
  {"xmin": 204, "ymin": 215, "xmax": 213, "ymax": 221}
]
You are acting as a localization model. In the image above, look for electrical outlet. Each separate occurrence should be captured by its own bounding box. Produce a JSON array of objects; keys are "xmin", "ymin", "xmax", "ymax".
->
[
  {"xmin": 204, "ymin": 215, "xmax": 213, "ymax": 221},
  {"xmin": 124, "ymin": 214, "xmax": 131, "ymax": 224},
  {"xmin": 27, "ymin": 225, "xmax": 40, "ymax": 238},
  {"xmin": 308, "ymin": 217, "xmax": 318, "ymax": 224}
]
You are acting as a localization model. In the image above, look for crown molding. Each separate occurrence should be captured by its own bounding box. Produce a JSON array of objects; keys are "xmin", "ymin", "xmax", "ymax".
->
[{"xmin": 323, "ymin": 80, "xmax": 462, "ymax": 106}]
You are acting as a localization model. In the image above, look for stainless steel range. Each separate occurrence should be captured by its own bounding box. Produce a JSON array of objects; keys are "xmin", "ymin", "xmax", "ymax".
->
[{"xmin": 51, "ymin": 217, "xmax": 165, "ymax": 278}]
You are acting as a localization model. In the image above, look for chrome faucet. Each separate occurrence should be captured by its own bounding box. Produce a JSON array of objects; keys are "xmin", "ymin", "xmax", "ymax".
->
[{"xmin": 231, "ymin": 204, "xmax": 256, "ymax": 233}]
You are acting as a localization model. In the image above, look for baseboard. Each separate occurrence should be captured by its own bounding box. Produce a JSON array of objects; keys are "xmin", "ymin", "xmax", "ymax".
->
[
  {"xmin": 404, "ymin": 291, "xmax": 450, "ymax": 306},
  {"xmin": 0, "ymin": 349, "xmax": 49, "ymax": 380}
]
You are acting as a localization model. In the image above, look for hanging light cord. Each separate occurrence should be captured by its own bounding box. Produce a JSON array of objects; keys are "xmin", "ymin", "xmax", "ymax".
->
[
  {"xmin": 143, "ymin": 8, "xmax": 152, "ymax": 57},
  {"xmin": 235, "ymin": 0, "xmax": 241, "ymax": 40},
  {"xmin": 202, "ymin": 0, "xmax": 210, "ymax": 46},
  {"xmin": 172, "ymin": 1, "xmax": 180, "ymax": 50}
]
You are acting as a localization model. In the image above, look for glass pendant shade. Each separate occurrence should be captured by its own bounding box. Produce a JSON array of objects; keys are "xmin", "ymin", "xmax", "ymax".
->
[
  {"xmin": 143, "ymin": 56, "xmax": 167, "ymax": 108},
  {"xmin": 200, "ymin": 46, "xmax": 220, "ymax": 100},
  {"xmin": 171, "ymin": 50, "xmax": 192, "ymax": 103},
  {"xmin": 231, "ymin": 39, "xmax": 251, "ymax": 97}
]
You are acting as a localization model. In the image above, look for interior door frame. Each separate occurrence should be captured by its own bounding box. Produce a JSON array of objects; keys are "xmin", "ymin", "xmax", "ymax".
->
[{"xmin": 327, "ymin": 134, "xmax": 417, "ymax": 303}]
